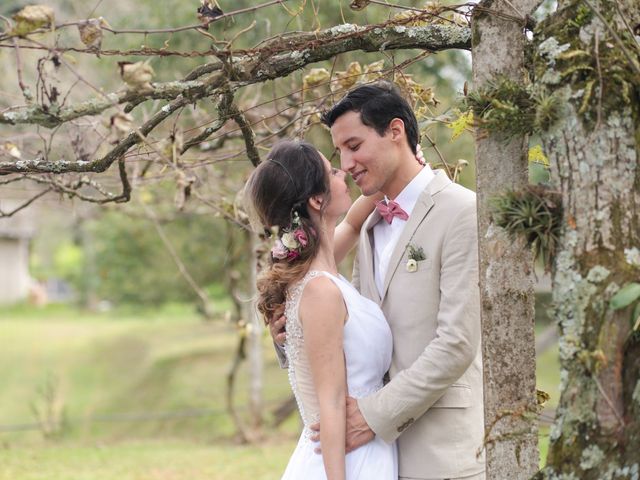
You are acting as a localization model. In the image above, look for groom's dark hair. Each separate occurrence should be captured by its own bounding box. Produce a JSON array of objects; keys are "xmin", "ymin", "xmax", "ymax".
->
[{"xmin": 321, "ymin": 81, "xmax": 420, "ymax": 154}]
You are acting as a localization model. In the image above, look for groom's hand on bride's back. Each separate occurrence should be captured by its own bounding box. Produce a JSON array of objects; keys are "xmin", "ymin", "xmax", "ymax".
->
[
  {"xmin": 310, "ymin": 396, "xmax": 375, "ymax": 454},
  {"xmin": 268, "ymin": 304, "xmax": 287, "ymax": 347}
]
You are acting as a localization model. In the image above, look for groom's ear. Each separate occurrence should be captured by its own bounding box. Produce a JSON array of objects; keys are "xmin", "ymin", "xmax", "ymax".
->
[
  {"xmin": 388, "ymin": 118, "xmax": 405, "ymax": 143},
  {"xmin": 307, "ymin": 195, "xmax": 324, "ymax": 212}
]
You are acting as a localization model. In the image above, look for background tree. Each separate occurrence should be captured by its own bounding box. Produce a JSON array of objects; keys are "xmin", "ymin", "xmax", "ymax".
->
[
  {"xmin": 468, "ymin": 0, "xmax": 639, "ymax": 477},
  {"xmin": 533, "ymin": 0, "xmax": 640, "ymax": 477},
  {"xmin": 472, "ymin": 0, "xmax": 541, "ymax": 476}
]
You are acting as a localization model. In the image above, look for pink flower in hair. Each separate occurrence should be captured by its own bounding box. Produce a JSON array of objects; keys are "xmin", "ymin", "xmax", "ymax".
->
[
  {"xmin": 286, "ymin": 250, "xmax": 300, "ymax": 261},
  {"xmin": 293, "ymin": 228, "xmax": 308, "ymax": 247},
  {"xmin": 271, "ymin": 239, "xmax": 289, "ymax": 260}
]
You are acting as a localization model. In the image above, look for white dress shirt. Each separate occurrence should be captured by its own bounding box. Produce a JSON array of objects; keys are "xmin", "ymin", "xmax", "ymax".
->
[{"xmin": 373, "ymin": 165, "xmax": 435, "ymax": 296}]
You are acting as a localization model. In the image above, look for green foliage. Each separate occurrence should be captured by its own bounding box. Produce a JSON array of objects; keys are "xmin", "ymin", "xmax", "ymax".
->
[
  {"xmin": 52, "ymin": 242, "xmax": 84, "ymax": 285},
  {"xmin": 87, "ymin": 210, "xmax": 236, "ymax": 306},
  {"xmin": 533, "ymin": 91, "xmax": 563, "ymax": 132},
  {"xmin": 610, "ymin": 283, "xmax": 640, "ymax": 332},
  {"xmin": 529, "ymin": 161, "xmax": 551, "ymax": 185},
  {"xmin": 528, "ymin": 143, "xmax": 551, "ymax": 184},
  {"xmin": 534, "ymin": 1, "xmax": 640, "ymax": 133},
  {"xmin": 492, "ymin": 186, "xmax": 563, "ymax": 270},
  {"xmin": 447, "ymin": 110, "xmax": 473, "ymax": 140},
  {"xmin": 610, "ymin": 283, "xmax": 640, "ymax": 310},
  {"xmin": 567, "ymin": 4, "xmax": 593, "ymax": 30},
  {"xmin": 465, "ymin": 76, "xmax": 562, "ymax": 138}
]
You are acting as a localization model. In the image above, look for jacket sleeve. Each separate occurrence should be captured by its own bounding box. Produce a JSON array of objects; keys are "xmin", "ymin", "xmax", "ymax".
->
[
  {"xmin": 274, "ymin": 342, "xmax": 288, "ymax": 369},
  {"xmin": 358, "ymin": 202, "xmax": 481, "ymax": 443},
  {"xmin": 351, "ymin": 248, "xmax": 361, "ymax": 292}
]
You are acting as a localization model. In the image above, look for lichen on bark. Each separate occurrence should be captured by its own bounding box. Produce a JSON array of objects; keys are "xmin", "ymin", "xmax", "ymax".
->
[{"xmin": 533, "ymin": 0, "xmax": 640, "ymax": 477}]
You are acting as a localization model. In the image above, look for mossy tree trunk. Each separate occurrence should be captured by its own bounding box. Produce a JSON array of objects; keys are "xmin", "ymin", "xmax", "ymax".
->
[
  {"xmin": 472, "ymin": 0, "xmax": 542, "ymax": 477},
  {"xmin": 534, "ymin": 0, "xmax": 640, "ymax": 477}
]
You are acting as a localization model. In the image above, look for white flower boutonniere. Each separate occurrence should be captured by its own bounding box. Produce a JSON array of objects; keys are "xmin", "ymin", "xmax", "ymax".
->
[{"xmin": 405, "ymin": 244, "xmax": 426, "ymax": 272}]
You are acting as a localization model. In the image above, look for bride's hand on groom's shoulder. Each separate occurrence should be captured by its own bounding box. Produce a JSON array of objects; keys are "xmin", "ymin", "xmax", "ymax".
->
[{"xmin": 269, "ymin": 305, "xmax": 287, "ymax": 346}]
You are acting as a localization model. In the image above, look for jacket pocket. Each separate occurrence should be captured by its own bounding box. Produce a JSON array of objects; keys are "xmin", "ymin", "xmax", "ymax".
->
[{"xmin": 431, "ymin": 384, "xmax": 472, "ymax": 409}]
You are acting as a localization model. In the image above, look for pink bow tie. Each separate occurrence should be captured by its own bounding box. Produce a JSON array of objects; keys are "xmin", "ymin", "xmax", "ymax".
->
[{"xmin": 376, "ymin": 199, "xmax": 409, "ymax": 224}]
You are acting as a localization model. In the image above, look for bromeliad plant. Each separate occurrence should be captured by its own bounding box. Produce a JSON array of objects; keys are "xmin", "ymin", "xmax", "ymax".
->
[
  {"xmin": 491, "ymin": 185, "xmax": 562, "ymax": 271},
  {"xmin": 463, "ymin": 76, "xmax": 563, "ymax": 139}
]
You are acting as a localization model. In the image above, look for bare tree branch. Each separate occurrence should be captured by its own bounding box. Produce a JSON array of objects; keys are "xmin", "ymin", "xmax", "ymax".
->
[
  {"xmin": 228, "ymin": 98, "xmax": 260, "ymax": 167},
  {"xmin": 0, "ymin": 188, "xmax": 52, "ymax": 217},
  {"xmin": 0, "ymin": 21, "xmax": 470, "ymax": 129},
  {"xmin": 0, "ymin": 20, "xmax": 469, "ymax": 177},
  {"xmin": 181, "ymin": 89, "xmax": 234, "ymax": 154},
  {"xmin": 141, "ymin": 200, "xmax": 215, "ymax": 318},
  {"xmin": 0, "ymin": 0, "xmax": 290, "ymax": 42}
]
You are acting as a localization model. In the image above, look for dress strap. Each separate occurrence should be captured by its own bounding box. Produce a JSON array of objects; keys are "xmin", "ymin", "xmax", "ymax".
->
[{"xmin": 286, "ymin": 271, "xmax": 321, "ymax": 321}]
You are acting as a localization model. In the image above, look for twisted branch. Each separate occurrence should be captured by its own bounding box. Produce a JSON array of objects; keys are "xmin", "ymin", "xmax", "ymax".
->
[{"xmin": 1, "ymin": 19, "xmax": 470, "ymax": 176}]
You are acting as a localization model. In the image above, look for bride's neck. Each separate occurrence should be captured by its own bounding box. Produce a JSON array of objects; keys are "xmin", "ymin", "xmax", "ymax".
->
[{"xmin": 309, "ymin": 217, "xmax": 338, "ymax": 274}]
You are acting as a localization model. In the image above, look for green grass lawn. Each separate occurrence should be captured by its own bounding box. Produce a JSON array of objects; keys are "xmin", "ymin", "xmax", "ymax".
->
[
  {"xmin": 0, "ymin": 303, "xmax": 297, "ymax": 441},
  {"xmin": 0, "ymin": 301, "xmax": 561, "ymax": 477},
  {"xmin": 0, "ymin": 440, "xmax": 296, "ymax": 480},
  {"xmin": 0, "ymin": 303, "xmax": 299, "ymax": 477}
]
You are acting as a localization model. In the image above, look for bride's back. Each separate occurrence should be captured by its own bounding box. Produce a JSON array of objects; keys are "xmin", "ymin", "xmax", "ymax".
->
[{"xmin": 284, "ymin": 270, "xmax": 393, "ymax": 434}]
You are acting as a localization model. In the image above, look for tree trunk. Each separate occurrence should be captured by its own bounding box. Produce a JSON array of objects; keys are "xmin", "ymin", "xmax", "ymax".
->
[
  {"xmin": 247, "ymin": 231, "xmax": 264, "ymax": 429},
  {"xmin": 472, "ymin": 0, "xmax": 542, "ymax": 477},
  {"xmin": 534, "ymin": 0, "xmax": 640, "ymax": 477}
]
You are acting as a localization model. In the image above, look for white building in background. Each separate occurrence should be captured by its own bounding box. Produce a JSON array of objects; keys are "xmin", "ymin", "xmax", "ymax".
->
[{"xmin": 0, "ymin": 201, "xmax": 35, "ymax": 304}]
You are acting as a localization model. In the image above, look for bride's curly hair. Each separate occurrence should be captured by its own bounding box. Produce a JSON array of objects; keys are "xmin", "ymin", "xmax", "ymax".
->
[{"xmin": 244, "ymin": 140, "xmax": 330, "ymax": 321}]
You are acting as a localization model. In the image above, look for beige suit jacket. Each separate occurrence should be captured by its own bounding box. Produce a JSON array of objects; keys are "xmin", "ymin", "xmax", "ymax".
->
[{"xmin": 355, "ymin": 170, "xmax": 485, "ymax": 479}]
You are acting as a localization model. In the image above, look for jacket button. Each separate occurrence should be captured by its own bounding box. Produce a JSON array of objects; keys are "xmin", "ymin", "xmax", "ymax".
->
[{"xmin": 397, "ymin": 418, "xmax": 415, "ymax": 433}]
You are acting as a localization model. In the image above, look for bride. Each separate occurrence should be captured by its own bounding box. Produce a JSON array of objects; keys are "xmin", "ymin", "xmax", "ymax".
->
[{"xmin": 245, "ymin": 140, "xmax": 397, "ymax": 480}]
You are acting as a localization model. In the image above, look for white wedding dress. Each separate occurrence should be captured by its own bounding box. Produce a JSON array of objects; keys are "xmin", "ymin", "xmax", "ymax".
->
[{"xmin": 282, "ymin": 270, "xmax": 397, "ymax": 480}]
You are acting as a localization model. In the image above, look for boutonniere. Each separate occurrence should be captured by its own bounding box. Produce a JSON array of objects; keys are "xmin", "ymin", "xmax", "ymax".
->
[{"xmin": 405, "ymin": 244, "xmax": 426, "ymax": 272}]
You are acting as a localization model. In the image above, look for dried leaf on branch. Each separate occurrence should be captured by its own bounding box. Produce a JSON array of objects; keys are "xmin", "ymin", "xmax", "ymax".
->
[
  {"xmin": 350, "ymin": 0, "xmax": 371, "ymax": 11},
  {"xmin": 78, "ymin": 18, "xmax": 110, "ymax": 50},
  {"xmin": 331, "ymin": 62, "xmax": 362, "ymax": 93},
  {"xmin": 197, "ymin": 0, "xmax": 224, "ymax": 27},
  {"xmin": 303, "ymin": 68, "xmax": 330, "ymax": 90},
  {"xmin": 11, "ymin": 5, "xmax": 55, "ymax": 36},
  {"xmin": 118, "ymin": 61, "xmax": 155, "ymax": 92}
]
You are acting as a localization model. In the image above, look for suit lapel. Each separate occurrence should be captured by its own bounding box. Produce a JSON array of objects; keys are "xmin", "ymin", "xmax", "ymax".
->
[
  {"xmin": 360, "ymin": 210, "xmax": 382, "ymax": 303},
  {"xmin": 380, "ymin": 170, "xmax": 451, "ymax": 301}
]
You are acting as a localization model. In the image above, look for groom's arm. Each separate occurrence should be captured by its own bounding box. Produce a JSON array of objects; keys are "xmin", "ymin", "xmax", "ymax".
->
[
  {"xmin": 268, "ymin": 306, "xmax": 289, "ymax": 369},
  {"xmin": 357, "ymin": 203, "xmax": 481, "ymax": 443},
  {"xmin": 351, "ymin": 250, "xmax": 361, "ymax": 292}
]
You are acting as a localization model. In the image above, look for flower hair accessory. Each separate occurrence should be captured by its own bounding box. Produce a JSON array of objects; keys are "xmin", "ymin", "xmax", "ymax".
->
[{"xmin": 271, "ymin": 211, "xmax": 309, "ymax": 262}]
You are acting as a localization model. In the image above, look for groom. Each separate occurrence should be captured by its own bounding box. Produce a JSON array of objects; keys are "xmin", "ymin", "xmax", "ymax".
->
[{"xmin": 273, "ymin": 82, "xmax": 485, "ymax": 480}]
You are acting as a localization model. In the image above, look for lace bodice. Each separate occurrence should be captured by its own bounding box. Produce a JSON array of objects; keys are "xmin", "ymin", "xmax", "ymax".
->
[{"xmin": 284, "ymin": 270, "xmax": 393, "ymax": 432}]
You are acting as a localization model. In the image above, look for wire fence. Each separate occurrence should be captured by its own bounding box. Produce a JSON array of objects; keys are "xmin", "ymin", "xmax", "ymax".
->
[
  {"xmin": 0, "ymin": 406, "xmax": 230, "ymax": 433},
  {"xmin": 1, "ymin": 405, "xmax": 556, "ymax": 434}
]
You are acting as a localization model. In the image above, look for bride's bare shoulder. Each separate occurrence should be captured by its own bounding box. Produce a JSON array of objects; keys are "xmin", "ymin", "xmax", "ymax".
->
[{"xmin": 299, "ymin": 275, "xmax": 346, "ymax": 327}]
